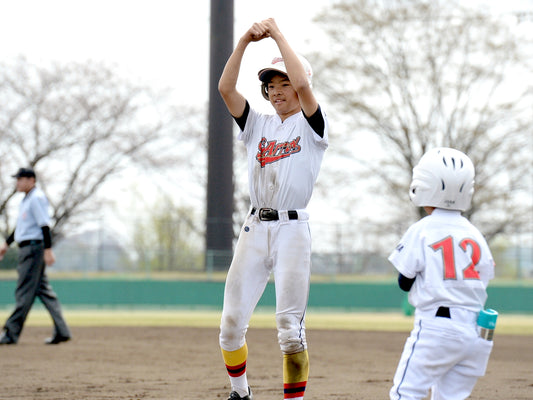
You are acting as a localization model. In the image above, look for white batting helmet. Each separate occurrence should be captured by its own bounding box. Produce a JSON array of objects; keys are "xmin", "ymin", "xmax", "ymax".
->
[
  {"xmin": 258, "ymin": 54, "xmax": 313, "ymax": 87},
  {"xmin": 409, "ymin": 147, "xmax": 475, "ymax": 211}
]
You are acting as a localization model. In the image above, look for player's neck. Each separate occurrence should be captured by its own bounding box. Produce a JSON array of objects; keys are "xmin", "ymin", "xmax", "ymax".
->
[
  {"xmin": 423, "ymin": 206, "xmax": 435, "ymax": 215},
  {"xmin": 278, "ymin": 108, "xmax": 301, "ymax": 122}
]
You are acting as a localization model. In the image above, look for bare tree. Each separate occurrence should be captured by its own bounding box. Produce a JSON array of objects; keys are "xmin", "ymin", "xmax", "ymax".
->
[
  {"xmin": 311, "ymin": 0, "xmax": 533, "ymax": 251},
  {"xmin": 0, "ymin": 57, "xmax": 201, "ymax": 240},
  {"xmin": 132, "ymin": 194, "xmax": 204, "ymax": 271}
]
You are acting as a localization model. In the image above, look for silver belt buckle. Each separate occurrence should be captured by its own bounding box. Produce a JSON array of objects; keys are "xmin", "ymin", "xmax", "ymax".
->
[{"xmin": 259, "ymin": 208, "xmax": 276, "ymax": 221}]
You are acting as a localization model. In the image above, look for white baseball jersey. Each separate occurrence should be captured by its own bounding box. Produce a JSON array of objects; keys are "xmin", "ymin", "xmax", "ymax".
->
[
  {"xmin": 238, "ymin": 107, "xmax": 328, "ymax": 210},
  {"xmin": 389, "ymin": 208, "xmax": 494, "ymax": 312},
  {"xmin": 389, "ymin": 208, "xmax": 495, "ymax": 400}
]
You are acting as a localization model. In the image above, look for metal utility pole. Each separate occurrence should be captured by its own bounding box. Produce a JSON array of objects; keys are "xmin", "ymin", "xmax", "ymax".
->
[{"xmin": 206, "ymin": 0, "xmax": 234, "ymax": 271}]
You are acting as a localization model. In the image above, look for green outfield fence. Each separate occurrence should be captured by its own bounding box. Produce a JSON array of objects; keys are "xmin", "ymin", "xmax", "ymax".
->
[{"xmin": 0, "ymin": 279, "xmax": 531, "ymax": 313}]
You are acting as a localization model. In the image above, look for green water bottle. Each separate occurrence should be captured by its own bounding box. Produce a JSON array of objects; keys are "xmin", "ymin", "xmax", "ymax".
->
[{"xmin": 477, "ymin": 309, "xmax": 498, "ymax": 341}]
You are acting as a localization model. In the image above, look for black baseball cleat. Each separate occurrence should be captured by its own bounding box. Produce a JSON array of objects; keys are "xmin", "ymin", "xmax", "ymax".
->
[
  {"xmin": 0, "ymin": 331, "xmax": 15, "ymax": 345},
  {"xmin": 227, "ymin": 386, "xmax": 253, "ymax": 400},
  {"xmin": 44, "ymin": 334, "xmax": 71, "ymax": 345}
]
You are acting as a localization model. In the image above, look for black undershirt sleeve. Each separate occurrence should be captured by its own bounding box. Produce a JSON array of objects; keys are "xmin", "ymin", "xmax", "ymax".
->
[
  {"xmin": 233, "ymin": 101, "xmax": 250, "ymax": 132},
  {"xmin": 303, "ymin": 104, "xmax": 325, "ymax": 138},
  {"xmin": 398, "ymin": 273, "xmax": 416, "ymax": 292},
  {"xmin": 41, "ymin": 226, "xmax": 52, "ymax": 249},
  {"xmin": 5, "ymin": 231, "xmax": 14, "ymax": 246}
]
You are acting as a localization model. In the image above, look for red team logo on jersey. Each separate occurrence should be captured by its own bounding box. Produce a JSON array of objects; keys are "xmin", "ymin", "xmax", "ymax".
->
[{"xmin": 256, "ymin": 136, "xmax": 301, "ymax": 167}]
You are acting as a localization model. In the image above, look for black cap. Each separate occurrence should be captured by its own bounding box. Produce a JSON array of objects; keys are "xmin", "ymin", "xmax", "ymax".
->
[{"xmin": 12, "ymin": 167, "xmax": 36, "ymax": 179}]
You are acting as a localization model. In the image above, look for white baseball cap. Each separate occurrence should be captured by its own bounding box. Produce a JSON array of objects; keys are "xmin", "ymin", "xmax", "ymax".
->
[{"xmin": 258, "ymin": 54, "xmax": 313, "ymax": 87}]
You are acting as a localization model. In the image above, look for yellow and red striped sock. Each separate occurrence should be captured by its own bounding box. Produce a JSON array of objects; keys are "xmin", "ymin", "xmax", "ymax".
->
[
  {"xmin": 222, "ymin": 343, "xmax": 249, "ymax": 396},
  {"xmin": 283, "ymin": 350, "xmax": 309, "ymax": 399}
]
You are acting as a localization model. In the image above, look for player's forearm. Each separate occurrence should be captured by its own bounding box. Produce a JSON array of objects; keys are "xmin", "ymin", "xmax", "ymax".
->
[
  {"xmin": 272, "ymin": 35, "xmax": 309, "ymax": 92},
  {"xmin": 219, "ymin": 38, "xmax": 249, "ymax": 94},
  {"xmin": 219, "ymin": 39, "xmax": 249, "ymax": 116}
]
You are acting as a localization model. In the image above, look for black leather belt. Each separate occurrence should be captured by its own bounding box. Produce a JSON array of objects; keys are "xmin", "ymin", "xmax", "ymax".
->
[
  {"xmin": 251, "ymin": 207, "xmax": 298, "ymax": 221},
  {"xmin": 436, "ymin": 306, "xmax": 451, "ymax": 318},
  {"xmin": 18, "ymin": 240, "xmax": 43, "ymax": 248}
]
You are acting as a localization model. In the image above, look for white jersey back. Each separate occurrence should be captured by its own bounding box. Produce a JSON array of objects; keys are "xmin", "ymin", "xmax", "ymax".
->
[
  {"xmin": 239, "ymin": 107, "xmax": 328, "ymax": 210},
  {"xmin": 389, "ymin": 208, "xmax": 494, "ymax": 312}
]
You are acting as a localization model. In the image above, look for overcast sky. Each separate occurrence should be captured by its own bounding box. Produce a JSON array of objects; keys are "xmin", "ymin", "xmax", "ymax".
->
[{"xmin": 1, "ymin": 0, "xmax": 530, "ymax": 109}]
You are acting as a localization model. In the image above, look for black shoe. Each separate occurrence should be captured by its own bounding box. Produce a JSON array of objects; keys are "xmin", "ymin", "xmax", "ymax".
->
[
  {"xmin": 44, "ymin": 334, "xmax": 71, "ymax": 345},
  {"xmin": 227, "ymin": 386, "xmax": 252, "ymax": 400},
  {"xmin": 0, "ymin": 331, "xmax": 15, "ymax": 345}
]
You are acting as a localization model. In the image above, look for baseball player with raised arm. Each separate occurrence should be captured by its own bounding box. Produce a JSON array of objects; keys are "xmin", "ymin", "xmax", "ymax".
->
[
  {"xmin": 217, "ymin": 18, "xmax": 328, "ymax": 400},
  {"xmin": 388, "ymin": 148, "xmax": 495, "ymax": 400}
]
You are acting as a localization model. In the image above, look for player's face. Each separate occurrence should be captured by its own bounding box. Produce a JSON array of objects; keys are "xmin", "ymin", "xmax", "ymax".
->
[
  {"xmin": 15, "ymin": 177, "xmax": 35, "ymax": 193},
  {"xmin": 267, "ymin": 75, "xmax": 301, "ymax": 120}
]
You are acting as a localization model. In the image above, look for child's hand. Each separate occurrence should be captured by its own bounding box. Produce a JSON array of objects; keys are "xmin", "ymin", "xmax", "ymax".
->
[
  {"xmin": 261, "ymin": 18, "xmax": 282, "ymax": 40},
  {"xmin": 247, "ymin": 22, "xmax": 270, "ymax": 42}
]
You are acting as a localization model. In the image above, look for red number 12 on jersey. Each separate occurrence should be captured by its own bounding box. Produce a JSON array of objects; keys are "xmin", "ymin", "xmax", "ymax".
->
[{"xmin": 430, "ymin": 236, "xmax": 481, "ymax": 280}]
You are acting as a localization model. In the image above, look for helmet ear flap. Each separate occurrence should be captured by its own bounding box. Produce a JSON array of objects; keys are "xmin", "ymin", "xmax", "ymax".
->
[{"xmin": 261, "ymin": 82, "xmax": 269, "ymax": 100}]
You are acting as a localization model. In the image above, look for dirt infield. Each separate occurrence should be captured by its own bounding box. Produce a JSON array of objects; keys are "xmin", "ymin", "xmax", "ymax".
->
[{"xmin": 0, "ymin": 326, "xmax": 531, "ymax": 399}]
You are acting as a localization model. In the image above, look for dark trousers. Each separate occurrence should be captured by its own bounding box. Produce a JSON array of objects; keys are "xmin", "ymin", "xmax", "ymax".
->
[{"xmin": 3, "ymin": 243, "xmax": 70, "ymax": 342}]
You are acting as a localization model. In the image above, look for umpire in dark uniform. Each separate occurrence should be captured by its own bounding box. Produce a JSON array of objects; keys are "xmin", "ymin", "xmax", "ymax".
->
[{"xmin": 0, "ymin": 167, "xmax": 71, "ymax": 345}]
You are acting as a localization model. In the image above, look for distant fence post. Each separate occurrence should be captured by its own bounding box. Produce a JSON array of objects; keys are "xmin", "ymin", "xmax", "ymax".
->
[{"xmin": 205, "ymin": 249, "xmax": 232, "ymax": 279}]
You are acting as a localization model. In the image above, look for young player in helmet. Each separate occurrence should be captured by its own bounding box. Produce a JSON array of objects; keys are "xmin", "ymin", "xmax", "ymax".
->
[
  {"xmin": 388, "ymin": 148, "xmax": 495, "ymax": 400},
  {"xmin": 217, "ymin": 18, "xmax": 328, "ymax": 400}
]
